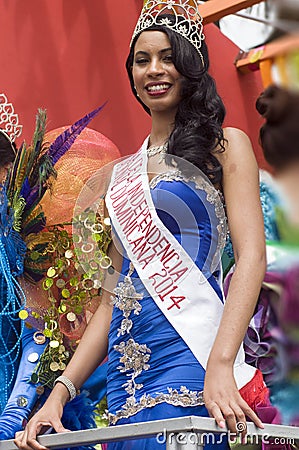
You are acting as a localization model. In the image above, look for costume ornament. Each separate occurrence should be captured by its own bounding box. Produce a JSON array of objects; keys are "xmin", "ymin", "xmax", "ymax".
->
[
  {"xmin": 131, "ymin": 0, "xmax": 204, "ymax": 64},
  {"xmin": 0, "ymin": 93, "xmax": 22, "ymax": 151},
  {"xmin": 0, "ymin": 102, "xmax": 114, "ymax": 442}
]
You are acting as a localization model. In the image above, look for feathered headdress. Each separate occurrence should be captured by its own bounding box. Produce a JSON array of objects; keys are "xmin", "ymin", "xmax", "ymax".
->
[{"xmin": 0, "ymin": 103, "xmax": 105, "ymax": 401}]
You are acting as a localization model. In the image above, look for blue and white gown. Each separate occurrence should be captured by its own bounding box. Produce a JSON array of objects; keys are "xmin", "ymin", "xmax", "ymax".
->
[{"xmin": 106, "ymin": 170, "xmax": 229, "ymax": 450}]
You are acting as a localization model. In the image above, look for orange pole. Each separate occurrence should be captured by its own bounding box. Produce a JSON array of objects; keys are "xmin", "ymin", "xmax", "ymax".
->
[
  {"xmin": 236, "ymin": 34, "xmax": 299, "ymax": 71},
  {"xmin": 198, "ymin": 0, "xmax": 264, "ymax": 24}
]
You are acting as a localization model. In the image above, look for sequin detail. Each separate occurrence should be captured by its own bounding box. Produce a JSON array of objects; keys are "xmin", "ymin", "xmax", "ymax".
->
[
  {"xmin": 108, "ymin": 386, "xmax": 204, "ymax": 425},
  {"xmin": 115, "ymin": 338, "xmax": 151, "ymax": 395},
  {"xmin": 112, "ymin": 273, "xmax": 151, "ymax": 403},
  {"xmin": 149, "ymin": 169, "xmax": 227, "ymax": 268},
  {"xmin": 111, "ymin": 275, "xmax": 143, "ymax": 337}
]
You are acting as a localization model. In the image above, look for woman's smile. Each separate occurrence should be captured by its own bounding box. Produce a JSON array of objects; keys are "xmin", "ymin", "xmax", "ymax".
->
[
  {"xmin": 145, "ymin": 82, "xmax": 172, "ymax": 96},
  {"xmin": 132, "ymin": 30, "xmax": 182, "ymax": 115}
]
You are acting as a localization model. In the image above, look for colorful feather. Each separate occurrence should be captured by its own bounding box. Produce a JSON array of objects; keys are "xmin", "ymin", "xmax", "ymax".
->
[{"xmin": 48, "ymin": 102, "xmax": 106, "ymax": 165}]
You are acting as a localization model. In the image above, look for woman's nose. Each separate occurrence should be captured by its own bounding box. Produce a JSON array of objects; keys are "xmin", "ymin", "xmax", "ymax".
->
[{"xmin": 148, "ymin": 58, "xmax": 165, "ymax": 76}]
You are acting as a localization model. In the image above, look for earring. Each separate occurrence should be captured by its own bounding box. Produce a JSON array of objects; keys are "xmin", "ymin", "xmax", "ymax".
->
[{"xmin": 134, "ymin": 86, "xmax": 139, "ymax": 97}]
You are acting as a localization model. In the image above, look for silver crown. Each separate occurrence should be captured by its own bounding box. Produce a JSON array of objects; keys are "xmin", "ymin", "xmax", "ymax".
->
[
  {"xmin": 0, "ymin": 93, "xmax": 23, "ymax": 143},
  {"xmin": 130, "ymin": 0, "xmax": 204, "ymax": 63}
]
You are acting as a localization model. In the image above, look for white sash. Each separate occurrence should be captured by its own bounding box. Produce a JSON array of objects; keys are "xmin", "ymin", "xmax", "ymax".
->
[{"xmin": 106, "ymin": 138, "xmax": 256, "ymax": 389}]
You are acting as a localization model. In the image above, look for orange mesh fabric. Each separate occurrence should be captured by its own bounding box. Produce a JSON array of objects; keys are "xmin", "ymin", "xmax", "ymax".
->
[{"xmin": 40, "ymin": 127, "xmax": 121, "ymax": 226}]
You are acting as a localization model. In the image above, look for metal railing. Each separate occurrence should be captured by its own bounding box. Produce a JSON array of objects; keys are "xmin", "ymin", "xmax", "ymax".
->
[{"xmin": 1, "ymin": 416, "xmax": 298, "ymax": 450}]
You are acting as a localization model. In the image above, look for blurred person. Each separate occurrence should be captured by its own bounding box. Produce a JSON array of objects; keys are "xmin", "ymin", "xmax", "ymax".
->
[{"xmin": 244, "ymin": 84, "xmax": 299, "ymax": 426}]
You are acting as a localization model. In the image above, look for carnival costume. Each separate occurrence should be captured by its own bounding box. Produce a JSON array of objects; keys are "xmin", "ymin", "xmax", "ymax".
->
[
  {"xmin": 0, "ymin": 97, "xmax": 117, "ymax": 443},
  {"xmin": 225, "ymin": 173, "xmax": 299, "ymax": 426}
]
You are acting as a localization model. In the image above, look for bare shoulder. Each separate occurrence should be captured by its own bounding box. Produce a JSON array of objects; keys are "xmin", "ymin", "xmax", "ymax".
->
[
  {"xmin": 223, "ymin": 126, "xmax": 250, "ymax": 142},
  {"xmin": 216, "ymin": 127, "xmax": 257, "ymax": 170}
]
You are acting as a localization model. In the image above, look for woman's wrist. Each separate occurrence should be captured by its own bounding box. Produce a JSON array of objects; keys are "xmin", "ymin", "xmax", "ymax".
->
[
  {"xmin": 207, "ymin": 351, "xmax": 235, "ymax": 368},
  {"xmin": 53, "ymin": 375, "xmax": 78, "ymax": 402},
  {"xmin": 50, "ymin": 379, "xmax": 75, "ymax": 406}
]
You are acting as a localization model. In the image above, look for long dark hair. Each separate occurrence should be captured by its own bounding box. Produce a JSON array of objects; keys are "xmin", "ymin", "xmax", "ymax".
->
[
  {"xmin": 126, "ymin": 22, "xmax": 226, "ymax": 185},
  {"xmin": 0, "ymin": 130, "xmax": 16, "ymax": 166}
]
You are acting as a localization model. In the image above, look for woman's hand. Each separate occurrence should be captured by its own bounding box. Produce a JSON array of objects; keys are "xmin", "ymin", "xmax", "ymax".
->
[
  {"xmin": 204, "ymin": 360, "xmax": 264, "ymax": 438},
  {"xmin": 14, "ymin": 399, "xmax": 68, "ymax": 450}
]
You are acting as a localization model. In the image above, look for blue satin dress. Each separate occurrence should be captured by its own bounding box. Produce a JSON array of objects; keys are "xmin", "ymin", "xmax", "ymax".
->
[{"xmin": 106, "ymin": 175, "xmax": 228, "ymax": 449}]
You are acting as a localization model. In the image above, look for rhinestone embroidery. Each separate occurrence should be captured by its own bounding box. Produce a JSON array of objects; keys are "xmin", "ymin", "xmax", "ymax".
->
[
  {"xmin": 115, "ymin": 338, "xmax": 151, "ymax": 395},
  {"xmin": 149, "ymin": 169, "xmax": 227, "ymax": 263},
  {"xmin": 108, "ymin": 386, "xmax": 204, "ymax": 425},
  {"xmin": 111, "ymin": 275, "xmax": 143, "ymax": 337},
  {"xmin": 112, "ymin": 270, "xmax": 151, "ymax": 403}
]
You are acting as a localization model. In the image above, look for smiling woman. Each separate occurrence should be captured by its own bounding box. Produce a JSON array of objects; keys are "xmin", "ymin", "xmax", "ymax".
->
[
  {"xmin": 14, "ymin": 2, "xmax": 276, "ymax": 450},
  {"xmin": 132, "ymin": 31, "xmax": 182, "ymax": 116}
]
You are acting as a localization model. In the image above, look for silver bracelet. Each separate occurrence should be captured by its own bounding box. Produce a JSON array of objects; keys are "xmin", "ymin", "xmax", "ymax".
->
[{"xmin": 54, "ymin": 375, "xmax": 77, "ymax": 402}]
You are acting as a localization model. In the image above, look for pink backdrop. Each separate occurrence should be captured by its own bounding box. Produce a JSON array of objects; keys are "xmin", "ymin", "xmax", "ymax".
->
[{"xmin": 0, "ymin": 0, "xmax": 267, "ymax": 167}]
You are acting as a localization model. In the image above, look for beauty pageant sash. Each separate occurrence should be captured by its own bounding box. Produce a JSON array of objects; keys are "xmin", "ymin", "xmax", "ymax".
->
[{"xmin": 106, "ymin": 139, "xmax": 256, "ymax": 389}]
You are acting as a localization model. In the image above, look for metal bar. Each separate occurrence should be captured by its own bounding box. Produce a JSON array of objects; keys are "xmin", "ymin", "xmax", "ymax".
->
[
  {"xmin": 197, "ymin": 0, "xmax": 264, "ymax": 24},
  {"xmin": 1, "ymin": 416, "xmax": 298, "ymax": 450}
]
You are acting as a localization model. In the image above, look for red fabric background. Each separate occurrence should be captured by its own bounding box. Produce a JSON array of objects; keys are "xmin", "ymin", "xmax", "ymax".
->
[{"xmin": 0, "ymin": 0, "xmax": 268, "ymax": 168}]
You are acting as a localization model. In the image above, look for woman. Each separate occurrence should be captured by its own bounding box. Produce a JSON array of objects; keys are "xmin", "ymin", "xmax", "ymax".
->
[
  {"xmin": 15, "ymin": 1, "xmax": 267, "ymax": 449},
  {"xmin": 256, "ymin": 85, "xmax": 299, "ymax": 232},
  {"xmin": 251, "ymin": 84, "xmax": 299, "ymax": 425}
]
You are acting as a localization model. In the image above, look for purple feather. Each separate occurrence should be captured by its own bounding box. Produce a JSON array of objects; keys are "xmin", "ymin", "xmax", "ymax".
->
[
  {"xmin": 22, "ymin": 184, "xmax": 43, "ymax": 211},
  {"xmin": 20, "ymin": 178, "xmax": 31, "ymax": 201},
  {"xmin": 22, "ymin": 103, "xmax": 106, "ymax": 214},
  {"xmin": 47, "ymin": 103, "xmax": 106, "ymax": 166}
]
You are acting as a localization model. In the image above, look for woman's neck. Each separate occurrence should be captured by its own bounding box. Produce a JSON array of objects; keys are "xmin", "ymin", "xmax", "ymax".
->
[{"xmin": 149, "ymin": 112, "xmax": 175, "ymax": 147}]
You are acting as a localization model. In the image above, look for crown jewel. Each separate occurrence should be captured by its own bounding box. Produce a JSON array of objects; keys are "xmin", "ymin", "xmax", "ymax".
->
[
  {"xmin": 0, "ymin": 93, "xmax": 23, "ymax": 143},
  {"xmin": 131, "ymin": 0, "xmax": 204, "ymax": 61}
]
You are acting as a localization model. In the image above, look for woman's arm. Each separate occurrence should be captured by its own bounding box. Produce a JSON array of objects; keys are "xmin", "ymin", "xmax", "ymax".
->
[
  {"xmin": 204, "ymin": 127, "xmax": 266, "ymax": 433},
  {"xmin": 14, "ymin": 240, "xmax": 122, "ymax": 450}
]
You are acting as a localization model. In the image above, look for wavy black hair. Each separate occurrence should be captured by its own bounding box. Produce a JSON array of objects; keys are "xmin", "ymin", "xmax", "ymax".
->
[
  {"xmin": 0, "ymin": 130, "xmax": 16, "ymax": 167},
  {"xmin": 126, "ymin": 20, "xmax": 226, "ymax": 185}
]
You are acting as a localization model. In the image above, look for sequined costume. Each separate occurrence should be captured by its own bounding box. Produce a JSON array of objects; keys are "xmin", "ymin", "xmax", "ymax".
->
[
  {"xmin": 0, "ymin": 184, "xmax": 26, "ymax": 414},
  {"xmin": 0, "ymin": 106, "xmax": 120, "ymax": 443},
  {"xmin": 229, "ymin": 173, "xmax": 299, "ymax": 426}
]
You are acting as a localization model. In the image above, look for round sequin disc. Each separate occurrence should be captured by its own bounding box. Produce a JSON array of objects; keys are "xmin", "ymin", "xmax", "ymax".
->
[
  {"xmin": 19, "ymin": 310, "xmax": 29, "ymax": 320},
  {"xmin": 56, "ymin": 278, "xmax": 66, "ymax": 288},
  {"xmin": 28, "ymin": 352, "xmax": 39, "ymax": 363},
  {"xmin": 31, "ymin": 373, "xmax": 39, "ymax": 384},
  {"xmin": 103, "ymin": 217, "xmax": 111, "ymax": 226},
  {"xmin": 36, "ymin": 385, "xmax": 45, "ymax": 395},
  {"xmin": 17, "ymin": 396, "xmax": 28, "ymax": 407},
  {"xmin": 50, "ymin": 361, "xmax": 60, "ymax": 372},
  {"xmin": 67, "ymin": 312, "xmax": 76, "ymax": 322},
  {"xmin": 47, "ymin": 267, "xmax": 56, "ymax": 278},
  {"xmin": 65, "ymin": 250, "xmax": 74, "ymax": 259},
  {"xmin": 33, "ymin": 331, "xmax": 46, "ymax": 345}
]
